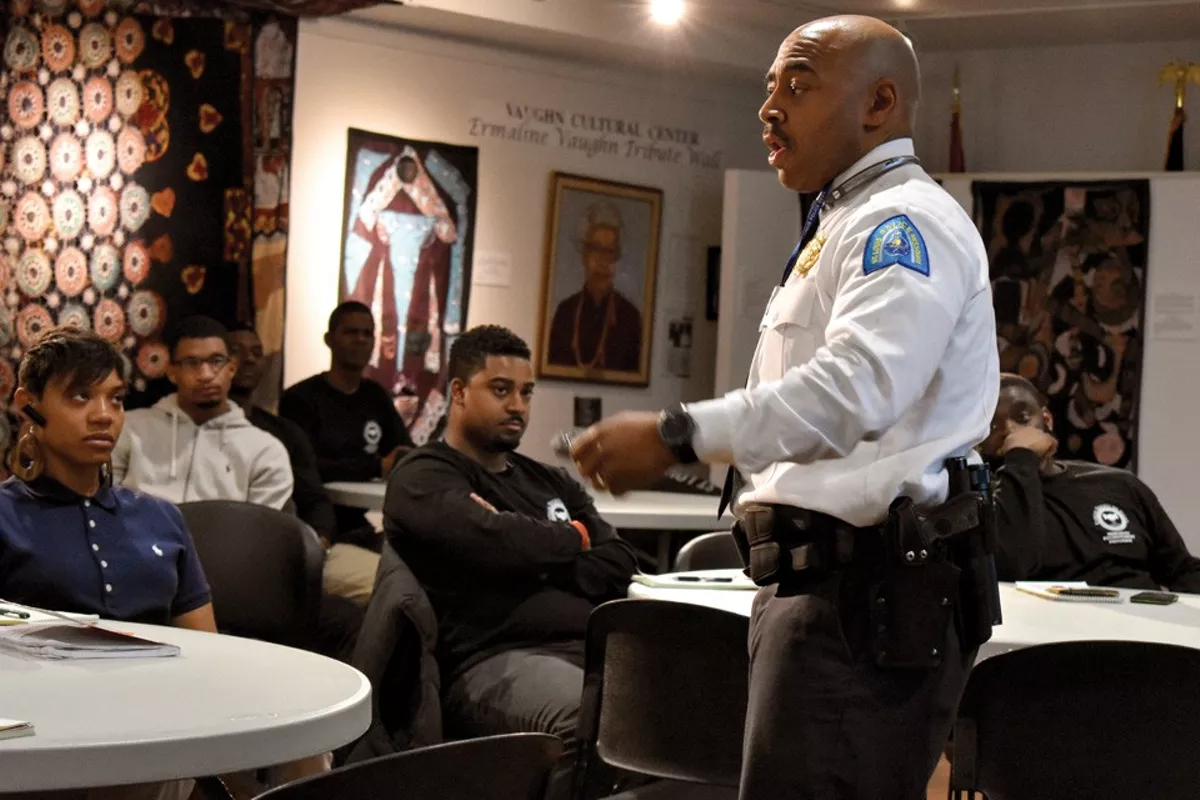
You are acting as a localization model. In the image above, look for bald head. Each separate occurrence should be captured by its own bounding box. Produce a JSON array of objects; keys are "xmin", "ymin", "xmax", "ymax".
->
[{"xmin": 760, "ymin": 15, "xmax": 922, "ymax": 192}]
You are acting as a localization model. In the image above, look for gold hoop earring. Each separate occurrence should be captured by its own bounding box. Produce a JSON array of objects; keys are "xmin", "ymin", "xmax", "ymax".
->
[{"xmin": 8, "ymin": 430, "xmax": 44, "ymax": 482}]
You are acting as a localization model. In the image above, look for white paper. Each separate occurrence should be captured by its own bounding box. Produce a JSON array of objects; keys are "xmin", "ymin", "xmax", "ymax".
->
[
  {"xmin": 472, "ymin": 251, "xmax": 512, "ymax": 288},
  {"xmin": 1151, "ymin": 291, "xmax": 1199, "ymax": 341}
]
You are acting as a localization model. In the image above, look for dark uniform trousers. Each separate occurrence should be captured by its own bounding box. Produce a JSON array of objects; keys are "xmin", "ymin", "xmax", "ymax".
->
[{"xmin": 740, "ymin": 564, "xmax": 975, "ymax": 800}]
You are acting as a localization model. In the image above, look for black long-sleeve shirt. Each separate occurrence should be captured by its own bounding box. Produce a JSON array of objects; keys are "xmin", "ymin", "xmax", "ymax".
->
[
  {"xmin": 993, "ymin": 448, "xmax": 1200, "ymax": 593},
  {"xmin": 280, "ymin": 374, "xmax": 413, "ymax": 545},
  {"xmin": 385, "ymin": 441, "xmax": 638, "ymax": 679},
  {"xmin": 246, "ymin": 406, "xmax": 337, "ymax": 544}
]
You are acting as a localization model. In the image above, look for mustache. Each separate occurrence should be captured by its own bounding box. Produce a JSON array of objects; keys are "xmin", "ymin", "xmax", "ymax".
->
[{"xmin": 502, "ymin": 416, "xmax": 526, "ymax": 428}]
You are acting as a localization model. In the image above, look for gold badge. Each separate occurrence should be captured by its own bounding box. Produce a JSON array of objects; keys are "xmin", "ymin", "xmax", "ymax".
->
[{"xmin": 793, "ymin": 232, "xmax": 826, "ymax": 279}]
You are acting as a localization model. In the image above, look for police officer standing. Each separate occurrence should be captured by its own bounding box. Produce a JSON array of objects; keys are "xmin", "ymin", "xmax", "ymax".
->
[{"xmin": 571, "ymin": 14, "xmax": 1000, "ymax": 799}]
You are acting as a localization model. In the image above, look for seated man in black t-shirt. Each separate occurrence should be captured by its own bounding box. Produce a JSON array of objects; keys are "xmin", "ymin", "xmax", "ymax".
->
[
  {"xmin": 982, "ymin": 373, "xmax": 1200, "ymax": 592},
  {"xmin": 385, "ymin": 325, "xmax": 638, "ymax": 800},
  {"xmin": 280, "ymin": 301, "xmax": 414, "ymax": 603}
]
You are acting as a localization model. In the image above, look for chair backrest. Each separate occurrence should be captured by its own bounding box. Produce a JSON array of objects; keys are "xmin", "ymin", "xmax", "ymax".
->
[
  {"xmin": 673, "ymin": 531, "xmax": 742, "ymax": 572},
  {"xmin": 256, "ymin": 733, "xmax": 563, "ymax": 800},
  {"xmin": 951, "ymin": 640, "xmax": 1200, "ymax": 800},
  {"xmin": 573, "ymin": 598, "xmax": 750, "ymax": 798},
  {"xmin": 178, "ymin": 500, "xmax": 324, "ymax": 649}
]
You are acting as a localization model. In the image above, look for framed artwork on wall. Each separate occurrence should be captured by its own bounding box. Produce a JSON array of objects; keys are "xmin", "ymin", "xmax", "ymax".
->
[
  {"xmin": 536, "ymin": 172, "xmax": 662, "ymax": 387},
  {"xmin": 338, "ymin": 128, "xmax": 478, "ymax": 443}
]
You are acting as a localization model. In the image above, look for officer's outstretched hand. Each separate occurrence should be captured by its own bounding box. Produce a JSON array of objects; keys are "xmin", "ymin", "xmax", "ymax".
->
[{"xmin": 571, "ymin": 412, "xmax": 676, "ymax": 496}]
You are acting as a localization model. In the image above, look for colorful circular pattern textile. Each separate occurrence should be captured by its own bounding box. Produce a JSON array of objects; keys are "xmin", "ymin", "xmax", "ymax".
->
[
  {"xmin": 89, "ymin": 242, "xmax": 119, "ymax": 289},
  {"xmin": 122, "ymin": 238, "xmax": 149, "ymax": 283},
  {"xmin": 78, "ymin": 24, "xmax": 112, "ymax": 70},
  {"xmin": 17, "ymin": 250, "xmax": 52, "ymax": 296},
  {"xmin": 137, "ymin": 341, "xmax": 168, "ymax": 378},
  {"xmin": 82, "ymin": 75, "xmax": 113, "ymax": 123},
  {"xmin": 16, "ymin": 304, "xmax": 53, "ymax": 348},
  {"xmin": 38, "ymin": 0, "xmax": 69, "ymax": 16},
  {"xmin": 87, "ymin": 185, "xmax": 117, "ymax": 236},
  {"xmin": 52, "ymin": 189, "xmax": 85, "ymax": 240},
  {"xmin": 127, "ymin": 289, "xmax": 163, "ymax": 337},
  {"xmin": 114, "ymin": 70, "xmax": 142, "ymax": 117},
  {"xmin": 116, "ymin": 125, "xmax": 145, "ymax": 175},
  {"xmin": 77, "ymin": 0, "xmax": 103, "ymax": 17},
  {"xmin": 14, "ymin": 192, "xmax": 50, "ymax": 241},
  {"xmin": 46, "ymin": 77, "xmax": 80, "ymax": 125},
  {"xmin": 4, "ymin": 27, "xmax": 39, "ymax": 73},
  {"xmin": 8, "ymin": 81, "xmax": 44, "ymax": 129},
  {"xmin": 119, "ymin": 183, "xmax": 149, "ymax": 232},
  {"xmin": 58, "ymin": 302, "xmax": 91, "ymax": 331},
  {"xmin": 42, "ymin": 24, "xmax": 75, "ymax": 72},
  {"xmin": 135, "ymin": 70, "xmax": 170, "ymax": 162},
  {"xmin": 85, "ymin": 129, "xmax": 115, "ymax": 178},
  {"xmin": 115, "ymin": 18, "xmax": 144, "ymax": 64},
  {"xmin": 55, "ymin": 246, "xmax": 88, "ymax": 296},
  {"xmin": 49, "ymin": 133, "xmax": 82, "ymax": 181},
  {"xmin": 0, "ymin": 302, "xmax": 11, "ymax": 347},
  {"xmin": 12, "ymin": 136, "xmax": 46, "ymax": 185},
  {"xmin": 93, "ymin": 298, "xmax": 125, "ymax": 342}
]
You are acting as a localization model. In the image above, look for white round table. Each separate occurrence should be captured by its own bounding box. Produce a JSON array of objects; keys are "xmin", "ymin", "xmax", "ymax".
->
[
  {"xmin": 0, "ymin": 623, "xmax": 371, "ymax": 792},
  {"xmin": 628, "ymin": 571, "xmax": 1200, "ymax": 660}
]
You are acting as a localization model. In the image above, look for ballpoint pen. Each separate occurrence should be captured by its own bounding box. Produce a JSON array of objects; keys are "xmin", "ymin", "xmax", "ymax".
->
[{"xmin": 0, "ymin": 606, "xmax": 31, "ymax": 620}]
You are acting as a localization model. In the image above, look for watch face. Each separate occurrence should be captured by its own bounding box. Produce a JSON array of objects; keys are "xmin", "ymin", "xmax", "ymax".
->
[{"xmin": 661, "ymin": 411, "xmax": 693, "ymax": 444}]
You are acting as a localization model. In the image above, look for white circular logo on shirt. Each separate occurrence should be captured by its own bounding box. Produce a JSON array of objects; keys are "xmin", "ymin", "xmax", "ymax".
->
[
  {"xmin": 363, "ymin": 420, "xmax": 382, "ymax": 455},
  {"xmin": 546, "ymin": 498, "xmax": 569, "ymax": 522},
  {"xmin": 1092, "ymin": 503, "xmax": 1128, "ymax": 533}
]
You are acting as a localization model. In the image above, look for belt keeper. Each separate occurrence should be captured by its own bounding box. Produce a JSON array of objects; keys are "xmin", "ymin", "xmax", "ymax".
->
[{"xmin": 789, "ymin": 542, "xmax": 822, "ymax": 572}]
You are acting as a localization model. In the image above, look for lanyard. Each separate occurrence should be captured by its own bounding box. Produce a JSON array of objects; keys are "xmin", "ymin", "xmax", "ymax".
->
[{"xmin": 777, "ymin": 154, "xmax": 922, "ymax": 287}]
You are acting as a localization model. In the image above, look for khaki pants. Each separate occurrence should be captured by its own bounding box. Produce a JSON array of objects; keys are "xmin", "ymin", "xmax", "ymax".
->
[{"xmin": 322, "ymin": 543, "xmax": 380, "ymax": 606}]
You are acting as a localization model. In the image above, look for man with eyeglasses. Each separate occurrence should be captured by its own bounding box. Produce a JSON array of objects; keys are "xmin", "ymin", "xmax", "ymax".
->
[{"xmin": 112, "ymin": 315, "xmax": 294, "ymax": 510}]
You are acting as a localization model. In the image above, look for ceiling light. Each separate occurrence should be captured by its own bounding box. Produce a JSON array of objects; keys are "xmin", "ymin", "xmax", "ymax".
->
[{"xmin": 650, "ymin": 0, "xmax": 685, "ymax": 26}]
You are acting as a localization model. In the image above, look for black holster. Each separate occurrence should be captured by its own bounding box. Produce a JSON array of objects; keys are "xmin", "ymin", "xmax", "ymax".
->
[{"xmin": 870, "ymin": 459, "xmax": 1002, "ymax": 670}]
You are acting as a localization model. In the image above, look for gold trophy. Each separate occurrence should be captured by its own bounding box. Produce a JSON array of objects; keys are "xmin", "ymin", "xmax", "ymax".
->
[{"xmin": 1160, "ymin": 60, "xmax": 1200, "ymax": 170}]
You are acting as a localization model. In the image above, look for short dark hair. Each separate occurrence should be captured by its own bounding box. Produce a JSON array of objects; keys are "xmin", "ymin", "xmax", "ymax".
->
[
  {"xmin": 328, "ymin": 301, "xmax": 373, "ymax": 334},
  {"xmin": 168, "ymin": 315, "xmax": 229, "ymax": 359},
  {"xmin": 1000, "ymin": 373, "xmax": 1047, "ymax": 407},
  {"xmin": 448, "ymin": 325, "xmax": 531, "ymax": 383},
  {"xmin": 18, "ymin": 327, "xmax": 127, "ymax": 397}
]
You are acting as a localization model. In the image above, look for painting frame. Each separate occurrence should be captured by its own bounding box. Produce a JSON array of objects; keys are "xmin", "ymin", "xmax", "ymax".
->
[
  {"xmin": 337, "ymin": 127, "xmax": 478, "ymax": 444},
  {"xmin": 536, "ymin": 172, "xmax": 662, "ymax": 387}
]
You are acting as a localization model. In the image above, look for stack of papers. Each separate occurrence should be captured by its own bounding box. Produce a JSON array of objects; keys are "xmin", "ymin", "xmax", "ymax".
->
[
  {"xmin": 0, "ymin": 622, "xmax": 180, "ymax": 660},
  {"xmin": 1014, "ymin": 581, "xmax": 1124, "ymax": 603},
  {"xmin": 0, "ymin": 719, "xmax": 34, "ymax": 741}
]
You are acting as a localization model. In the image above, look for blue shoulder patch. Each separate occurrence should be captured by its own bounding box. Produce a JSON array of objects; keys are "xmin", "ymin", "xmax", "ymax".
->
[{"xmin": 862, "ymin": 214, "xmax": 929, "ymax": 277}]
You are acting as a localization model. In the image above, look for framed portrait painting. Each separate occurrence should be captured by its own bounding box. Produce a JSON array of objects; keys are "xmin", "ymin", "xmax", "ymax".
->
[
  {"xmin": 338, "ymin": 128, "xmax": 478, "ymax": 444},
  {"xmin": 537, "ymin": 173, "xmax": 662, "ymax": 386}
]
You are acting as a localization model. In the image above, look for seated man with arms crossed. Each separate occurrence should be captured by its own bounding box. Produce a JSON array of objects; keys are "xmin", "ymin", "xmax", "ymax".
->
[
  {"xmin": 982, "ymin": 373, "xmax": 1200, "ymax": 592},
  {"xmin": 385, "ymin": 325, "xmax": 638, "ymax": 800}
]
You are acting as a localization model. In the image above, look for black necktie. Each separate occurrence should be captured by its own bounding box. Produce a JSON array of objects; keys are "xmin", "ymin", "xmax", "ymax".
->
[{"xmin": 716, "ymin": 190, "xmax": 827, "ymax": 519}]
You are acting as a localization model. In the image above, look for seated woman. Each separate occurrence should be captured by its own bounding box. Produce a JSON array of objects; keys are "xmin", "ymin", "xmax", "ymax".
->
[{"xmin": 0, "ymin": 329, "xmax": 320, "ymax": 800}]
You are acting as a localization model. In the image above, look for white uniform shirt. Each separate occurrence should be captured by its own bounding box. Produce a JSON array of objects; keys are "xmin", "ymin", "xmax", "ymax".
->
[{"xmin": 688, "ymin": 138, "xmax": 999, "ymax": 527}]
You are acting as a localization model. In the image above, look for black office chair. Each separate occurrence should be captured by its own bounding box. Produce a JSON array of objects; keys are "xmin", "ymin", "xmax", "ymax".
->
[
  {"xmin": 673, "ymin": 531, "xmax": 743, "ymax": 572},
  {"xmin": 950, "ymin": 640, "xmax": 1200, "ymax": 800},
  {"xmin": 178, "ymin": 500, "xmax": 325, "ymax": 650},
  {"xmin": 573, "ymin": 599, "xmax": 750, "ymax": 799},
  {"xmin": 254, "ymin": 733, "xmax": 563, "ymax": 800}
]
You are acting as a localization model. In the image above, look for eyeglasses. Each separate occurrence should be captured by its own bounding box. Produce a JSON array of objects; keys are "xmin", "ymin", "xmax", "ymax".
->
[{"xmin": 174, "ymin": 355, "xmax": 231, "ymax": 371}]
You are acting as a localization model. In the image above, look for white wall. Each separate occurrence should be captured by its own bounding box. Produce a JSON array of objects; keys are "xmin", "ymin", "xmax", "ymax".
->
[
  {"xmin": 287, "ymin": 18, "xmax": 763, "ymax": 461},
  {"xmin": 916, "ymin": 39, "xmax": 1200, "ymax": 174}
]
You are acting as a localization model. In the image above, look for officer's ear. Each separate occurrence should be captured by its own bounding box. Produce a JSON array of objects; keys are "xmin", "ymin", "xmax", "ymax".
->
[
  {"xmin": 449, "ymin": 377, "xmax": 467, "ymax": 407},
  {"xmin": 1043, "ymin": 408, "xmax": 1054, "ymax": 432},
  {"xmin": 864, "ymin": 78, "xmax": 899, "ymax": 128}
]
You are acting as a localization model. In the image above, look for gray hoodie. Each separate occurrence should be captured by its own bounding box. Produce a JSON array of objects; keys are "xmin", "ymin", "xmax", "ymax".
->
[{"xmin": 112, "ymin": 394, "xmax": 294, "ymax": 510}]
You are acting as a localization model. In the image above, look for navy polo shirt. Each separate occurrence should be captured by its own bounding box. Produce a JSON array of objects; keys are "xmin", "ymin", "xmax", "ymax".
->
[{"xmin": 0, "ymin": 476, "xmax": 211, "ymax": 625}]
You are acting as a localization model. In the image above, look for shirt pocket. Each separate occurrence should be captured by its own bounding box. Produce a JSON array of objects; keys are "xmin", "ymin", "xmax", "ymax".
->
[{"xmin": 758, "ymin": 281, "xmax": 817, "ymax": 383}]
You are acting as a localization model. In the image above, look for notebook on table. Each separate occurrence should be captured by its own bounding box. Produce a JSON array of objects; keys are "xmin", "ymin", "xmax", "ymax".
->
[
  {"xmin": 632, "ymin": 571, "xmax": 756, "ymax": 591},
  {"xmin": 0, "ymin": 621, "xmax": 180, "ymax": 660},
  {"xmin": 1014, "ymin": 581, "xmax": 1124, "ymax": 603},
  {"xmin": 0, "ymin": 719, "xmax": 34, "ymax": 741}
]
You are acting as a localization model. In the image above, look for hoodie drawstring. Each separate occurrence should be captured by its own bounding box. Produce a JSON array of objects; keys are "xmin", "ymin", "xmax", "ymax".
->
[{"xmin": 169, "ymin": 407, "xmax": 178, "ymax": 479}]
